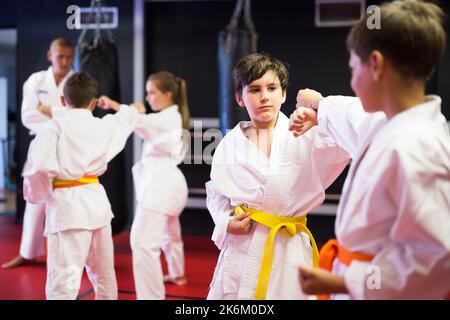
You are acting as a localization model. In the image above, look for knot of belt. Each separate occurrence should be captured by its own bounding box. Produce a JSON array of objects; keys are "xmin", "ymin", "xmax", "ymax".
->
[{"xmin": 233, "ymin": 205, "xmax": 319, "ymax": 300}]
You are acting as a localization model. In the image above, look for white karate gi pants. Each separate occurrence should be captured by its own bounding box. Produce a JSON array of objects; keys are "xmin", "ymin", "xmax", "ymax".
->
[
  {"xmin": 46, "ymin": 224, "xmax": 118, "ymax": 300},
  {"xmin": 130, "ymin": 206, "xmax": 185, "ymax": 300},
  {"xmin": 19, "ymin": 202, "xmax": 45, "ymax": 260}
]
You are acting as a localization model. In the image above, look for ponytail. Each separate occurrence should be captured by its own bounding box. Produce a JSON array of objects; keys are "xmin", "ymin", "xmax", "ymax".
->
[
  {"xmin": 148, "ymin": 71, "xmax": 190, "ymax": 130},
  {"xmin": 176, "ymin": 77, "xmax": 190, "ymax": 131}
]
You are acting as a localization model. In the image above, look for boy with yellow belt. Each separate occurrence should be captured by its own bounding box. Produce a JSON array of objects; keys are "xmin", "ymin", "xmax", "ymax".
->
[{"xmin": 206, "ymin": 53, "xmax": 350, "ymax": 300}]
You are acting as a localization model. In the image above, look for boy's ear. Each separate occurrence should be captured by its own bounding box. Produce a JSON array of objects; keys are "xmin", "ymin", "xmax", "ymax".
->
[
  {"xmin": 60, "ymin": 95, "xmax": 67, "ymax": 107},
  {"xmin": 235, "ymin": 92, "xmax": 245, "ymax": 108},
  {"xmin": 281, "ymin": 91, "xmax": 287, "ymax": 104},
  {"xmin": 369, "ymin": 50, "xmax": 385, "ymax": 82},
  {"xmin": 88, "ymin": 98, "xmax": 97, "ymax": 111},
  {"xmin": 165, "ymin": 91, "xmax": 173, "ymax": 103},
  {"xmin": 47, "ymin": 50, "xmax": 52, "ymax": 63}
]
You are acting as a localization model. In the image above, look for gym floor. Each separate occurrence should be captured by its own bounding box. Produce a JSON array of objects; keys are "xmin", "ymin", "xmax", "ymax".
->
[{"xmin": 0, "ymin": 190, "xmax": 218, "ymax": 300}]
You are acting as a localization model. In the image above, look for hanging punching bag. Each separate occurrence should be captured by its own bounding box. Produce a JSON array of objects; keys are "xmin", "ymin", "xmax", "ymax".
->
[
  {"xmin": 75, "ymin": 2, "xmax": 129, "ymax": 235},
  {"xmin": 218, "ymin": 0, "xmax": 258, "ymax": 135},
  {"xmin": 77, "ymin": 40, "xmax": 120, "ymax": 102}
]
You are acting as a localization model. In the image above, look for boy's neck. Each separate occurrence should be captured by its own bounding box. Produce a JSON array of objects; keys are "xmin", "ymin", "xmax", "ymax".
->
[
  {"xmin": 69, "ymin": 106, "xmax": 92, "ymax": 111},
  {"xmin": 244, "ymin": 114, "xmax": 279, "ymax": 158},
  {"xmin": 53, "ymin": 71, "xmax": 69, "ymax": 87},
  {"xmin": 251, "ymin": 113, "xmax": 279, "ymax": 131},
  {"xmin": 382, "ymin": 78, "xmax": 426, "ymax": 119}
]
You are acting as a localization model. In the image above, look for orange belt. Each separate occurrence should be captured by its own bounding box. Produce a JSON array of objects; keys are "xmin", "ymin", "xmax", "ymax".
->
[
  {"xmin": 318, "ymin": 239, "xmax": 450, "ymax": 300},
  {"xmin": 318, "ymin": 239, "xmax": 373, "ymax": 300},
  {"xmin": 52, "ymin": 175, "xmax": 99, "ymax": 189}
]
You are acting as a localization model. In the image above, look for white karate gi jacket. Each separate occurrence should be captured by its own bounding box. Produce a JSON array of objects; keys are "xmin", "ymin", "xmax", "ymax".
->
[
  {"xmin": 22, "ymin": 105, "xmax": 140, "ymax": 235},
  {"xmin": 317, "ymin": 95, "xmax": 450, "ymax": 299},
  {"xmin": 206, "ymin": 111, "xmax": 350, "ymax": 299},
  {"xmin": 19, "ymin": 66, "xmax": 72, "ymax": 259},
  {"xmin": 132, "ymin": 105, "xmax": 188, "ymax": 215},
  {"xmin": 21, "ymin": 66, "xmax": 74, "ymax": 135}
]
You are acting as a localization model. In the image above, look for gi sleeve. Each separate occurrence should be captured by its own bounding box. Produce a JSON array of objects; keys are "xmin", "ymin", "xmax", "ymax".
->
[
  {"xmin": 310, "ymin": 128, "xmax": 351, "ymax": 190},
  {"xmin": 134, "ymin": 113, "xmax": 161, "ymax": 142},
  {"xmin": 101, "ymin": 104, "xmax": 140, "ymax": 162},
  {"xmin": 206, "ymin": 179, "xmax": 233, "ymax": 250},
  {"xmin": 317, "ymin": 96, "xmax": 386, "ymax": 159},
  {"xmin": 22, "ymin": 121, "xmax": 60, "ymax": 204}
]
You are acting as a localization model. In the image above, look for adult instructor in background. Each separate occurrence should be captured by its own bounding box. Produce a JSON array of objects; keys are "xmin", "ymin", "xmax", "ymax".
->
[{"xmin": 2, "ymin": 37, "xmax": 74, "ymax": 269}]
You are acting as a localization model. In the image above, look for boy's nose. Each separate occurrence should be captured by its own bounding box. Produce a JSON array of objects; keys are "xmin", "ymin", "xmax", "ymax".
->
[
  {"xmin": 62, "ymin": 59, "xmax": 70, "ymax": 67},
  {"xmin": 260, "ymin": 90, "xmax": 269, "ymax": 101}
]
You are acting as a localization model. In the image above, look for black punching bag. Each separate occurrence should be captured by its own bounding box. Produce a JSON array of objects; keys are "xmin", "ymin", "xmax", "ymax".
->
[
  {"xmin": 75, "ymin": 6, "xmax": 129, "ymax": 235},
  {"xmin": 218, "ymin": 0, "xmax": 257, "ymax": 135}
]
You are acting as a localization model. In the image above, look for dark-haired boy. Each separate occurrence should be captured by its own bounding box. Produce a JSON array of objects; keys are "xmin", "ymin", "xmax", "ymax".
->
[{"xmin": 206, "ymin": 53, "xmax": 350, "ymax": 299}]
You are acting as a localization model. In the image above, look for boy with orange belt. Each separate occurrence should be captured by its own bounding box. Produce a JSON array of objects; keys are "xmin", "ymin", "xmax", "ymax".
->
[
  {"xmin": 290, "ymin": 0, "xmax": 450, "ymax": 299},
  {"xmin": 23, "ymin": 72, "xmax": 144, "ymax": 299}
]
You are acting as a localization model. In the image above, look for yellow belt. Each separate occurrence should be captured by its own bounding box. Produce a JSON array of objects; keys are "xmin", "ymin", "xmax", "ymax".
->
[
  {"xmin": 233, "ymin": 205, "xmax": 319, "ymax": 300},
  {"xmin": 52, "ymin": 174, "xmax": 99, "ymax": 189}
]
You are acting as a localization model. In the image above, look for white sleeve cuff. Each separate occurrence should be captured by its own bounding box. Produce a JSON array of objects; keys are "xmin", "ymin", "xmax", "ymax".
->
[
  {"xmin": 317, "ymin": 97, "xmax": 333, "ymax": 136},
  {"xmin": 212, "ymin": 214, "xmax": 233, "ymax": 250}
]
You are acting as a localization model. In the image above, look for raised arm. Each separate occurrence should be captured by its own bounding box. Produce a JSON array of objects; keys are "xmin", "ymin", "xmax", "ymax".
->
[
  {"xmin": 295, "ymin": 89, "xmax": 386, "ymax": 158},
  {"xmin": 289, "ymin": 107, "xmax": 318, "ymax": 137},
  {"xmin": 98, "ymin": 95, "xmax": 122, "ymax": 112},
  {"xmin": 101, "ymin": 104, "xmax": 142, "ymax": 162}
]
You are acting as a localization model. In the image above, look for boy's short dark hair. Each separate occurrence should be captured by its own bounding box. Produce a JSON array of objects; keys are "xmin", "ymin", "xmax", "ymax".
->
[
  {"xmin": 347, "ymin": 0, "xmax": 446, "ymax": 80},
  {"xmin": 233, "ymin": 52, "xmax": 289, "ymax": 95},
  {"xmin": 63, "ymin": 72, "xmax": 98, "ymax": 108}
]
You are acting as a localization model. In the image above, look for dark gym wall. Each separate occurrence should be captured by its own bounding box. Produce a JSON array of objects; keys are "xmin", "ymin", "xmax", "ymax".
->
[
  {"xmin": 145, "ymin": 0, "xmax": 449, "ymax": 119},
  {"xmin": 145, "ymin": 0, "xmax": 450, "ymax": 240},
  {"xmin": 1, "ymin": 0, "xmax": 449, "ymax": 238},
  {"xmin": 437, "ymin": 3, "xmax": 450, "ymax": 116},
  {"xmin": 0, "ymin": 0, "xmax": 135, "ymax": 224},
  {"xmin": 145, "ymin": 0, "xmax": 360, "ymax": 240}
]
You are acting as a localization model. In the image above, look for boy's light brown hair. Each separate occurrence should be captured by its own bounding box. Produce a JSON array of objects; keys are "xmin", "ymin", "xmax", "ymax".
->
[
  {"xmin": 347, "ymin": 0, "xmax": 446, "ymax": 80},
  {"xmin": 63, "ymin": 72, "xmax": 98, "ymax": 108},
  {"xmin": 233, "ymin": 52, "xmax": 289, "ymax": 95},
  {"xmin": 49, "ymin": 37, "xmax": 74, "ymax": 50}
]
